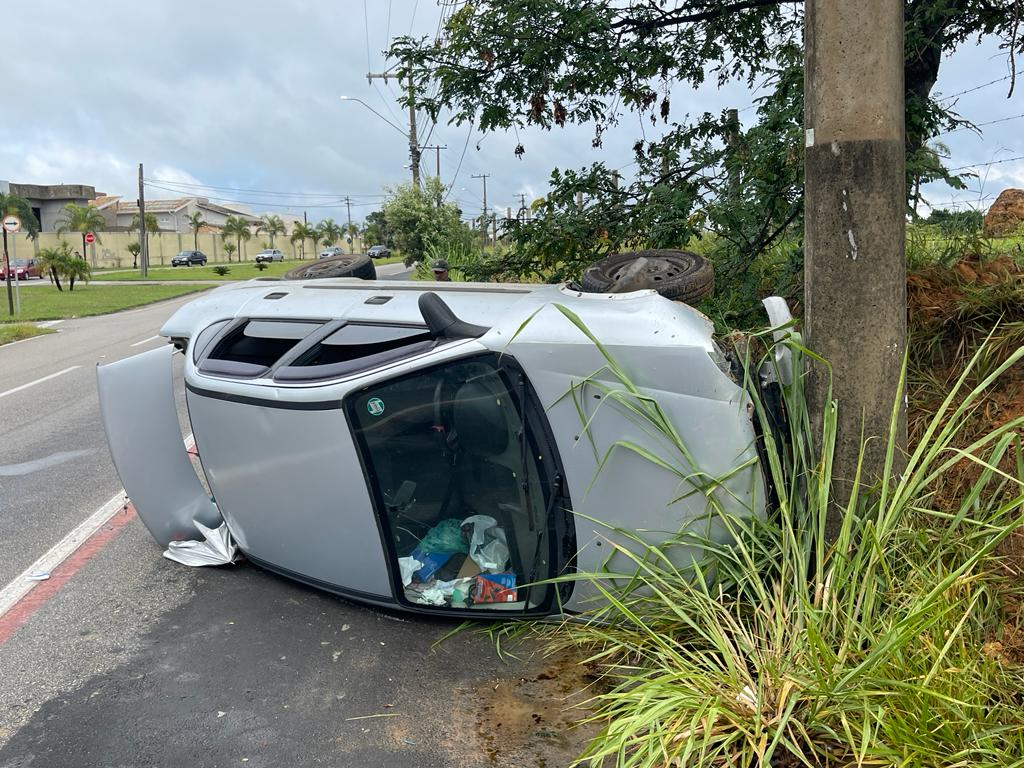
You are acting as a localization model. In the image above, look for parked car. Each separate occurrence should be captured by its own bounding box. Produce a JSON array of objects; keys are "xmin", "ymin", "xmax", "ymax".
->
[
  {"xmin": 319, "ymin": 246, "xmax": 343, "ymax": 260},
  {"xmin": 98, "ymin": 279, "xmax": 790, "ymax": 618},
  {"xmin": 367, "ymin": 245, "xmax": 391, "ymax": 259},
  {"xmin": 255, "ymin": 249, "xmax": 285, "ymax": 263},
  {"xmin": 171, "ymin": 250, "xmax": 207, "ymax": 267},
  {"xmin": 0, "ymin": 258, "xmax": 43, "ymax": 280}
]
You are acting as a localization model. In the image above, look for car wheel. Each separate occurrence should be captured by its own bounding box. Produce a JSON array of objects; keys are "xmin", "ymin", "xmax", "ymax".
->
[
  {"xmin": 581, "ymin": 249, "xmax": 714, "ymax": 303},
  {"xmin": 283, "ymin": 254, "xmax": 376, "ymax": 281}
]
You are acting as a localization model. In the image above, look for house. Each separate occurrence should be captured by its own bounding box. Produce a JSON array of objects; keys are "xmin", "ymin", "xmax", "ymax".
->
[
  {"xmin": 0, "ymin": 181, "xmax": 100, "ymax": 232},
  {"xmin": 94, "ymin": 197, "xmax": 260, "ymax": 233}
]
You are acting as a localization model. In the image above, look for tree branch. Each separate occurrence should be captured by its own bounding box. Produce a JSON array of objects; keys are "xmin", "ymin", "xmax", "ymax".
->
[{"xmin": 610, "ymin": 0, "xmax": 795, "ymax": 31}]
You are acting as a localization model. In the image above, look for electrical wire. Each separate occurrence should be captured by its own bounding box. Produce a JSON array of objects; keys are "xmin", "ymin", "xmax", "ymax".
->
[
  {"xmin": 940, "ymin": 112, "xmax": 1024, "ymax": 135},
  {"xmin": 443, "ymin": 124, "xmax": 475, "ymax": 201},
  {"xmin": 947, "ymin": 155, "xmax": 1024, "ymax": 173},
  {"xmin": 939, "ymin": 69, "xmax": 1024, "ymax": 102},
  {"xmin": 146, "ymin": 178, "xmax": 386, "ymax": 198}
]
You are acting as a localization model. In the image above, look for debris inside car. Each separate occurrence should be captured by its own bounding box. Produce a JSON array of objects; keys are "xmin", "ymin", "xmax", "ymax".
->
[{"xmin": 98, "ymin": 277, "xmax": 791, "ymax": 617}]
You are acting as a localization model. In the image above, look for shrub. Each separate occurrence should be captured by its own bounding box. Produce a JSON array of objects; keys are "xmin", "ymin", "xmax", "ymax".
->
[
  {"xmin": 212, "ymin": 265, "xmax": 230, "ymax": 276},
  {"xmin": 255, "ymin": 262, "xmax": 268, "ymax": 272}
]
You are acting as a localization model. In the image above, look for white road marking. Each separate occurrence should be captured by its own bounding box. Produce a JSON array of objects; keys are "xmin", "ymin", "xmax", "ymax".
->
[
  {"xmin": 0, "ymin": 366, "xmax": 80, "ymax": 400},
  {"xmin": 0, "ymin": 434, "xmax": 195, "ymax": 620},
  {"xmin": 0, "ymin": 450, "xmax": 91, "ymax": 477},
  {"xmin": 130, "ymin": 335, "xmax": 162, "ymax": 348},
  {"xmin": 35, "ymin": 320, "xmax": 64, "ymax": 328}
]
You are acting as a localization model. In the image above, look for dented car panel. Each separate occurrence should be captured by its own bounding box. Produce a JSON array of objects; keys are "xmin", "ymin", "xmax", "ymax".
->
[{"xmin": 98, "ymin": 278, "xmax": 767, "ymax": 616}]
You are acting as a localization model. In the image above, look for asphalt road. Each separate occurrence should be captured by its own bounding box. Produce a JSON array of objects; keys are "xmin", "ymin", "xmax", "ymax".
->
[{"xmin": 0, "ymin": 279, "xmax": 591, "ymax": 767}]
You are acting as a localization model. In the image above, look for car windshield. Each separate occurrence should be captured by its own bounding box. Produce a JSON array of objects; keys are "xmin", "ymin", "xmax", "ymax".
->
[
  {"xmin": 176, "ymin": 252, "xmax": 191, "ymax": 257},
  {"xmin": 14, "ymin": 259, "xmax": 30, "ymax": 266}
]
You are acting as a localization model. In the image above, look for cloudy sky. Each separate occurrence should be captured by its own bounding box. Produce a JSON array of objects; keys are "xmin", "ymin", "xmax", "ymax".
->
[{"xmin": 2, "ymin": 1, "xmax": 1021, "ymax": 224}]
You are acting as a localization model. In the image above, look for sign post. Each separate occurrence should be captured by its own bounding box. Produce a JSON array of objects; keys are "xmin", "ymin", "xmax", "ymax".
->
[{"xmin": 2, "ymin": 214, "xmax": 21, "ymax": 316}]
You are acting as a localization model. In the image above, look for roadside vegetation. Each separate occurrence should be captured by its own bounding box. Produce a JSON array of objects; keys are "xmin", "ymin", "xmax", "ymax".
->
[
  {"xmin": 0, "ymin": 323, "xmax": 54, "ymax": 346},
  {"xmin": 1, "ymin": 284, "xmax": 210, "ymax": 322},
  {"xmin": 495, "ymin": 302, "xmax": 1024, "ymax": 766}
]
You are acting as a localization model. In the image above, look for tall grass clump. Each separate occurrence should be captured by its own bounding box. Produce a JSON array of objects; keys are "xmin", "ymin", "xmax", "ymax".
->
[{"xmin": 529, "ymin": 305, "xmax": 1024, "ymax": 767}]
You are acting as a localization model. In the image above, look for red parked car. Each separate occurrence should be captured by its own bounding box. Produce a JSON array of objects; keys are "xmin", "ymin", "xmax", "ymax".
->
[{"xmin": 0, "ymin": 259, "xmax": 43, "ymax": 280}]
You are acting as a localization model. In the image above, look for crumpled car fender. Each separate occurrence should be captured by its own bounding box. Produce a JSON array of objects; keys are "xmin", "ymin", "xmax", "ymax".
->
[{"xmin": 97, "ymin": 345, "xmax": 223, "ymax": 546}]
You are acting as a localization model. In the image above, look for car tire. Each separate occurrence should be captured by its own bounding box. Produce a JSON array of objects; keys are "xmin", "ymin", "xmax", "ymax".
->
[
  {"xmin": 581, "ymin": 249, "xmax": 714, "ymax": 303},
  {"xmin": 284, "ymin": 254, "xmax": 377, "ymax": 281}
]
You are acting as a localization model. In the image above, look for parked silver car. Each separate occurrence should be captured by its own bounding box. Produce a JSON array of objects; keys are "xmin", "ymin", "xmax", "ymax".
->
[
  {"xmin": 254, "ymin": 249, "xmax": 285, "ymax": 263},
  {"xmin": 98, "ymin": 279, "xmax": 784, "ymax": 616}
]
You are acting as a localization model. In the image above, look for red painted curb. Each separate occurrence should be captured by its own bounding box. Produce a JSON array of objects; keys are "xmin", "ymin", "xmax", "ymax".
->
[{"xmin": 0, "ymin": 505, "xmax": 137, "ymax": 648}]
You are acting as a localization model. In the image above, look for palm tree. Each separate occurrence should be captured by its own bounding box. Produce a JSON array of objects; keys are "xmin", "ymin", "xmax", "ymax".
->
[
  {"xmin": 257, "ymin": 214, "xmax": 286, "ymax": 249},
  {"xmin": 36, "ymin": 242, "xmax": 73, "ymax": 292},
  {"xmin": 222, "ymin": 216, "xmax": 252, "ymax": 262},
  {"xmin": 223, "ymin": 241, "xmax": 238, "ymax": 262},
  {"xmin": 0, "ymin": 192, "xmax": 40, "ymax": 314},
  {"xmin": 65, "ymin": 254, "xmax": 91, "ymax": 292},
  {"xmin": 317, "ymin": 218, "xmax": 343, "ymax": 249},
  {"xmin": 130, "ymin": 212, "xmax": 160, "ymax": 234},
  {"xmin": 345, "ymin": 222, "xmax": 360, "ymax": 253},
  {"xmin": 57, "ymin": 203, "xmax": 106, "ymax": 257},
  {"xmin": 127, "ymin": 241, "xmax": 141, "ymax": 269},
  {"xmin": 290, "ymin": 222, "xmax": 317, "ymax": 260},
  {"xmin": 186, "ymin": 211, "xmax": 205, "ymax": 251}
]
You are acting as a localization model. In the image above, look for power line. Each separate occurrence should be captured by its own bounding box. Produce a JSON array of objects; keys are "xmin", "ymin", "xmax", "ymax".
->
[
  {"xmin": 939, "ymin": 69, "xmax": 1024, "ymax": 102},
  {"xmin": 146, "ymin": 178, "xmax": 386, "ymax": 198},
  {"xmin": 444, "ymin": 124, "xmax": 475, "ymax": 201},
  {"xmin": 939, "ymin": 112, "xmax": 1024, "ymax": 135},
  {"xmin": 947, "ymin": 154, "xmax": 1024, "ymax": 173}
]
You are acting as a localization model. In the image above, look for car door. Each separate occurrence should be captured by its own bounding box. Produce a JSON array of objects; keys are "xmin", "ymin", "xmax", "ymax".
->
[{"xmin": 346, "ymin": 352, "xmax": 575, "ymax": 615}]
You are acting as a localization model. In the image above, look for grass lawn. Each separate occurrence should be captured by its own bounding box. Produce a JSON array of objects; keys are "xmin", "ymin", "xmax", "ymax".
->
[
  {"xmin": 94, "ymin": 261, "xmax": 296, "ymax": 281},
  {"xmin": 1, "ymin": 284, "xmax": 212, "ymax": 322},
  {"xmin": 0, "ymin": 323, "xmax": 56, "ymax": 346}
]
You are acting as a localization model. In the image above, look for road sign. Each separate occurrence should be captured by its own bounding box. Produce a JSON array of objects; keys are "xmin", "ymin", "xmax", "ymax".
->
[
  {"xmin": 85, "ymin": 232, "xmax": 96, "ymax": 244},
  {"xmin": 2, "ymin": 215, "xmax": 21, "ymax": 233}
]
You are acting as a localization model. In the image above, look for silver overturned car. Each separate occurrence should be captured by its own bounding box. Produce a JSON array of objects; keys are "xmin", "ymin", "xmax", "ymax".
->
[{"xmin": 98, "ymin": 278, "xmax": 784, "ymax": 616}]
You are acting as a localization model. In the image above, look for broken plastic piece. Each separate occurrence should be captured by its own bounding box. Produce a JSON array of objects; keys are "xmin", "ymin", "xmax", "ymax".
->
[
  {"xmin": 25, "ymin": 572, "xmax": 50, "ymax": 581},
  {"xmin": 163, "ymin": 521, "xmax": 238, "ymax": 566}
]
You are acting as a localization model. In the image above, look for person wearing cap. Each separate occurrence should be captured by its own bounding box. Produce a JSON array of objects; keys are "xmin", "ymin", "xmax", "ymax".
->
[{"xmin": 431, "ymin": 259, "xmax": 451, "ymax": 281}]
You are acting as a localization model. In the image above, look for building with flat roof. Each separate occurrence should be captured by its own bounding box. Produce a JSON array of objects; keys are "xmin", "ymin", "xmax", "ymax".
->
[{"xmin": 0, "ymin": 181, "xmax": 100, "ymax": 232}]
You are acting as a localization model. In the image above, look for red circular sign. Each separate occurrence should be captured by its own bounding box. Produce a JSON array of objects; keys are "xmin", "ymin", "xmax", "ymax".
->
[{"xmin": 85, "ymin": 232, "xmax": 96, "ymax": 244}]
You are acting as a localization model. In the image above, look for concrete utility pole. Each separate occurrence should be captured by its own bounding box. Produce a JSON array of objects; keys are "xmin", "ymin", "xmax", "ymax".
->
[
  {"xmin": 345, "ymin": 196, "xmax": 353, "ymax": 253},
  {"xmin": 422, "ymin": 145, "xmax": 446, "ymax": 206},
  {"xmin": 367, "ymin": 61, "xmax": 421, "ymax": 188},
  {"xmin": 471, "ymin": 174, "xmax": 489, "ymax": 250},
  {"xmin": 138, "ymin": 163, "xmax": 149, "ymax": 278},
  {"xmin": 804, "ymin": 0, "xmax": 906, "ymax": 539}
]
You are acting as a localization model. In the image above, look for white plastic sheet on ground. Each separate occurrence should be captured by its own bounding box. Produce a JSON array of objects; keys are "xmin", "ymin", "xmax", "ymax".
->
[{"xmin": 163, "ymin": 521, "xmax": 238, "ymax": 566}]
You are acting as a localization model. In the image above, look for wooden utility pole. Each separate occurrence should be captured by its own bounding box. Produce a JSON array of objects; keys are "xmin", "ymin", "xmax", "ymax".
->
[
  {"xmin": 138, "ymin": 163, "xmax": 149, "ymax": 278},
  {"xmin": 472, "ymin": 174, "xmax": 490, "ymax": 251},
  {"xmin": 805, "ymin": 0, "xmax": 906, "ymax": 539}
]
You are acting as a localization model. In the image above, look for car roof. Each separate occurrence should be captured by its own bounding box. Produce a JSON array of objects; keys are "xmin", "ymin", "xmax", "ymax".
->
[{"xmin": 161, "ymin": 279, "xmax": 717, "ymax": 353}]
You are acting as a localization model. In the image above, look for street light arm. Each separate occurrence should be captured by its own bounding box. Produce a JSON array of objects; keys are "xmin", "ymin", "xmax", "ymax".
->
[{"xmin": 339, "ymin": 97, "xmax": 409, "ymax": 139}]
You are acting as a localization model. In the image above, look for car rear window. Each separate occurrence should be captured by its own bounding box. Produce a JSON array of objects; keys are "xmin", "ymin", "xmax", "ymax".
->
[
  {"xmin": 200, "ymin": 320, "xmax": 323, "ymax": 377},
  {"xmin": 273, "ymin": 324, "xmax": 434, "ymax": 382}
]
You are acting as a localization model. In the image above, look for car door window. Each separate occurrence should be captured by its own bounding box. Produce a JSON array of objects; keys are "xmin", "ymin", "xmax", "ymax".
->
[{"xmin": 348, "ymin": 354, "xmax": 569, "ymax": 613}]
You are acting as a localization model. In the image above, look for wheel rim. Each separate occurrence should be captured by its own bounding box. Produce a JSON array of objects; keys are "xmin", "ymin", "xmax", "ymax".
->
[{"xmin": 609, "ymin": 254, "xmax": 694, "ymax": 284}]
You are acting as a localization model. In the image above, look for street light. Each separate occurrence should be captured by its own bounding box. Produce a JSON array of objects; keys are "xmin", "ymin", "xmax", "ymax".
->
[{"xmin": 339, "ymin": 96, "xmax": 408, "ymax": 139}]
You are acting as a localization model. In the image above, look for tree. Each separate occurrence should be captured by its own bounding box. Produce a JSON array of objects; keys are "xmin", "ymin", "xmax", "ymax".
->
[
  {"xmin": 127, "ymin": 241, "xmax": 141, "ymax": 269},
  {"xmin": 36, "ymin": 242, "xmax": 74, "ymax": 292},
  {"xmin": 223, "ymin": 241, "xmax": 238, "ymax": 262},
  {"xmin": 130, "ymin": 212, "xmax": 160, "ymax": 234},
  {"xmin": 379, "ymin": 178, "xmax": 472, "ymax": 266},
  {"xmin": 316, "ymin": 218, "xmax": 343, "ymax": 248},
  {"xmin": 290, "ymin": 222, "xmax": 317, "ymax": 260},
  {"xmin": 391, "ymin": 1, "xmax": 1021, "ymax": 282},
  {"xmin": 257, "ymin": 214, "xmax": 286, "ymax": 248},
  {"xmin": 345, "ymin": 222, "xmax": 361, "ymax": 253},
  {"xmin": 64, "ymin": 254, "xmax": 91, "ymax": 292},
  {"xmin": 186, "ymin": 211, "xmax": 205, "ymax": 251},
  {"xmin": 0, "ymin": 192, "xmax": 40, "ymax": 314},
  {"xmin": 57, "ymin": 203, "xmax": 105, "ymax": 258},
  {"xmin": 222, "ymin": 216, "xmax": 252, "ymax": 261},
  {"xmin": 363, "ymin": 209, "xmax": 394, "ymax": 248}
]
